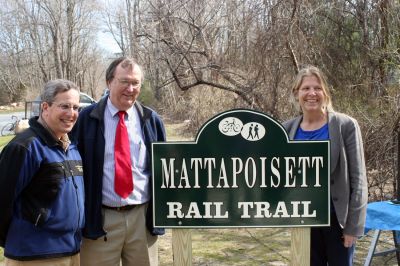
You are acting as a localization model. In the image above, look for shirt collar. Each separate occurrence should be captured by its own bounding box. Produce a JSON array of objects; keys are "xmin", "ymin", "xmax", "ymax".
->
[
  {"xmin": 37, "ymin": 116, "xmax": 70, "ymax": 151},
  {"xmin": 106, "ymin": 97, "xmax": 135, "ymax": 119}
]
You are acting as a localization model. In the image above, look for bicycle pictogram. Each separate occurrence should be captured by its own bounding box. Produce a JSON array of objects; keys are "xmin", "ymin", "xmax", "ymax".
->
[{"xmin": 221, "ymin": 118, "xmax": 242, "ymax": 133}]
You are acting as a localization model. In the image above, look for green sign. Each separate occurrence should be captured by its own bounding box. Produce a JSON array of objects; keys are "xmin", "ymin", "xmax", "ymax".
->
[{"xmin": 152, "ymin": 109, "xmax": 330, "ymax": 228}]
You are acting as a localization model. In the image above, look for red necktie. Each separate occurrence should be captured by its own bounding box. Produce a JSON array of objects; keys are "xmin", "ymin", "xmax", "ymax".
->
[{"xmin": 114, "ymin": 111, "xmax": 133, "ymax": 198}]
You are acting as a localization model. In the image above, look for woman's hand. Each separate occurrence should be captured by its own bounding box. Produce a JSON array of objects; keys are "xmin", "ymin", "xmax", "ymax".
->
[{"xmin": 343, "ymin": 234, "xmax": 357, "ymax": 247}]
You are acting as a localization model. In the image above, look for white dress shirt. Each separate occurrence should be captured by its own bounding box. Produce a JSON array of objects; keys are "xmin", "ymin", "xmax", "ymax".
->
[{"xmin": 102, "ymin": 98, "xmax": 150, "ymax": 206}]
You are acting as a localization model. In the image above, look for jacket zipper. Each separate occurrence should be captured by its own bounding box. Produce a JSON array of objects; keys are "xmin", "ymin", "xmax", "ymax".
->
[
  {"xmin": 34, "ymin": 213, "xmax": 42, "ymax": 226},
  {"xmin": 99, "ymin": 121, "xmax": 108, "ymax": 241},
  {"xmin": 66, "ymin": 159, "xmax": 81, "ymax": 252}
]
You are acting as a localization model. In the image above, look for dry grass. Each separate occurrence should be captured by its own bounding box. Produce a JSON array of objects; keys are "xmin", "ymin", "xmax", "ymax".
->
[
  {"xmin": 1, "ymin": 230, "xmax": 398, "ymax": 265},
  {"xmin": 158, "ymin": 228, "xmax": 400, "ymax": 265},
  {"xmin": 164, "ymin": 119, "xmax": 193, "ymax": 142}
]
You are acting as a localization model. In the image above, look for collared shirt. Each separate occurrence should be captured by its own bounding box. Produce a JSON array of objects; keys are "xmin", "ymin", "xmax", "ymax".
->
[
  {"xmin": 102, "ymin": 98, "xmax": 149, "ymax": 206},
  {"xmin": 37, "ymin": 116, "xmax": 70, "ymax": 151}
]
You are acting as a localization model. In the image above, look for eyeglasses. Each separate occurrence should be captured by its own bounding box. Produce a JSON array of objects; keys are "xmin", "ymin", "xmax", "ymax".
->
[
  {"xmin": 116, "ymin": 78, "xmax": 141, "ymax": 88},
  {"xmin": 54, "ymin": 103, "xmax": 80, "ymax": 112}
]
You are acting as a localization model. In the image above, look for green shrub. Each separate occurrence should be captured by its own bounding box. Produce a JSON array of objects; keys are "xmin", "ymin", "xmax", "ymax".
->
[{"xmin": 138, "ymin": 80, "xmax": 155, "ymax": 107}]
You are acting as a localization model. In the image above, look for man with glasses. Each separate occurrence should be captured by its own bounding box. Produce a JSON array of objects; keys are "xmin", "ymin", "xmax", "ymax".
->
[
  {"xmin": 0, "ymin": 79, "xmax": 84, "ymax": 265},
  {"xmin": 71, "ymin": 57, "xmax": 166, "ymax": 266}
]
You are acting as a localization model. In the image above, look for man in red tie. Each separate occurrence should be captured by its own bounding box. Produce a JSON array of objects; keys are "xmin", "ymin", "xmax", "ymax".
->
[{"xmin": 71, "ymin": 57, "xmax": 166, "ymax": 266}]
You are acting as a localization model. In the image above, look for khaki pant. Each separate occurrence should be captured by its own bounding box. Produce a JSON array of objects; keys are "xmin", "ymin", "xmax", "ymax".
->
[
  {"xmin": 80, "ymin": 203, "xmax": 158, "ymax": 266},
  {"xmin": 5, "ymin": 254, "xmax": 80, "ymax": 266}
]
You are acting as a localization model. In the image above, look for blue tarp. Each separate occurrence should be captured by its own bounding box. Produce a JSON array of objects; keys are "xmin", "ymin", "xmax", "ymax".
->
[{"xmin": 365, "ymin": 201, "xmax": 400, "ymax": 234}]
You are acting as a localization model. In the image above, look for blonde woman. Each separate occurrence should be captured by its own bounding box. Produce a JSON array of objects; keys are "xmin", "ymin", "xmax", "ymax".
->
[{"xmin": 283, "ymin": 66, "xmax": 368, "ymax": 265}]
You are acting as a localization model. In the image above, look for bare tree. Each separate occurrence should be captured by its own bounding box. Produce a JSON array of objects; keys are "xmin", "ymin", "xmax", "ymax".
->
[
  {"xmin": 0, "ymin": 0, "xmax": 103, "ymax": 100},
  {"xmin": 101, "ymin": 0, "xmax": 400, "ymax": 200}
]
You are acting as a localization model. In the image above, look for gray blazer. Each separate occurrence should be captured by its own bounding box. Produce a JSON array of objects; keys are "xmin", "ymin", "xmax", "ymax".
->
[{"xmin": 283, "ymin": 111, "xmax": 368, "ymax": 236}]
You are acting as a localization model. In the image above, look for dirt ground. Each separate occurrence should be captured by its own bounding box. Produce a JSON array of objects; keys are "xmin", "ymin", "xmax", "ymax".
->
[
  {"xmin": 1, "ymin": 230, "xmax": 399, "ymax": 266},
  {"xmin": 158, "ymin": 228, "xmax": 400, "ymax": 266}
]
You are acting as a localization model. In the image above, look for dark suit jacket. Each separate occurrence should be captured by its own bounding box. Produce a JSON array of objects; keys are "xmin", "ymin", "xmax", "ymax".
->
[
  {"xmin": 70, "ymin": 96, "xmax": 166, "ymax": 239},
  {"xmin": 283, "ymin": 111, "xmax": 368, "ymax": 236}
]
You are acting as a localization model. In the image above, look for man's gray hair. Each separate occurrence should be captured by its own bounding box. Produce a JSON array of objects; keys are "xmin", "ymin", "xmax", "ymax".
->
[
  {"xmin": 40, "ymin": 79, "xmax": 79, "ymax": 104},
  {"xmin": 105, "ymin": 57, "xmax": 144, "ymax": 83}
]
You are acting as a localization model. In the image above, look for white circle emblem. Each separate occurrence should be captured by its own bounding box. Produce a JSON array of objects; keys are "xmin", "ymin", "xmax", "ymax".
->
[
  {"xmin": 240, "ymin": 122, "xmax": 265, "ymax": 141},
  {"xmin": 218, "ymin": 117, "xmax": 243, "ymax": 136}
]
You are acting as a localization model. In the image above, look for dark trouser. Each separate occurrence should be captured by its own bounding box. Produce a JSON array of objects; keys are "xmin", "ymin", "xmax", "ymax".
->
[{"xmin": 311, "ymin": 214, "xmax": 355, "ymax": 266}]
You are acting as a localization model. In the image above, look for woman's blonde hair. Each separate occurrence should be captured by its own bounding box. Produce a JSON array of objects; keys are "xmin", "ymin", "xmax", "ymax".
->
[{"xmin": 291, "ymin": 65, "xmax": 334, "ymax": 112}]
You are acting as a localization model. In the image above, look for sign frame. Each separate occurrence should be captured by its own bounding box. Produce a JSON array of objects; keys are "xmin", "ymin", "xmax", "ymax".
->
[{"xmin": 152, "ymin": 109, "xmax": 330, "ymax": 229}]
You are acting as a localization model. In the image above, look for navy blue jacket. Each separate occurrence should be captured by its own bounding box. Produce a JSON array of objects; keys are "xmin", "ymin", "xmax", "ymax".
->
[
  {"xmin": 70, "ymin": 96, "xmax": 166, "ymax": 239},
  {"xmin": 0, "ymin": 117, "xmax": 85, "ymax": 260}
]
